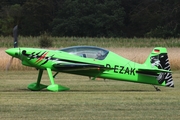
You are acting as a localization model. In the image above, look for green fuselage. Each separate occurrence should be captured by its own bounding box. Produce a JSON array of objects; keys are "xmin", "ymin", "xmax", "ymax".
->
[{"xmin": 16, "ymin": 48, "xmax": 162, "ymax": 86}]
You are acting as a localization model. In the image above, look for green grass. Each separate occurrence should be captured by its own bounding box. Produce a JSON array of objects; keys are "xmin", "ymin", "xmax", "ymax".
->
[
  {"xmin": 1, "ymin": 36, "xmax": 180, "ymax": 48},
  {"xmin": 0, "ymin": 70, "xmax": 180, "ymax": 120},
  {"xmin": 1, "ymin": 36, "xmax": 180, "ymax": 119}
]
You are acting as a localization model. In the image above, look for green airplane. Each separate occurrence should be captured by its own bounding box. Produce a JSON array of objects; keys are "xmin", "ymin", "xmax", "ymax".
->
[{"xmin": 5, "ymin": 46, "xmax": 174, "ymax": 92}]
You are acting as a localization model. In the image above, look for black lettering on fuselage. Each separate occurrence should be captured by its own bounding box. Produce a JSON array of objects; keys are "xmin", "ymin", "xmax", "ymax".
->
[
  {"xmin": 124, "ymin": 67, "xmax": 129, "ymax": 74},
  {"xmin": 106, "ymin": 64, "xmax": 135, "ymax": 76},
  {"xmin": 114, "ymin": 65, "xmax": 119, "ymax": 73},
  {"xmin": 119, "ymin": 66, "xmax": 124, "ymax": 74},
  {"xmin": 130, "ymin": 68, "xmax": 135, "ymax": 75},
  {"xmin": 106, "ymin": 64, "xmax": 111, "ymax": 68}
]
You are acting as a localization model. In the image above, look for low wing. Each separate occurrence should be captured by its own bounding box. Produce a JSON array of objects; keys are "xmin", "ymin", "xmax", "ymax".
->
[
  {"xmin": 53, "ymin": 63, "xmax": 111, "ymax": 71},
  {"xmin": 53, "ymin": 63, "xmax": 114, "ymax": 80}
]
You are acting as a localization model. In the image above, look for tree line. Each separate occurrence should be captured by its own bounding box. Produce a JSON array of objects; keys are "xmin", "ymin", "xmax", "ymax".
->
[{"xmin": 0, "ymin": 0, "xmax": 180, "ymax": 38}]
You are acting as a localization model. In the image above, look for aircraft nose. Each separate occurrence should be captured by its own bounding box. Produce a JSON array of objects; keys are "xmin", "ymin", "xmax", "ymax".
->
[{"xmin": 5, "ymin": 48, "xmax": 20, "ymax": 58}]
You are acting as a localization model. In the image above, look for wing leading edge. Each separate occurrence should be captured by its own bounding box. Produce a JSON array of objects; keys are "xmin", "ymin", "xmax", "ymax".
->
[{"xmin": 53, "ymin": 63, "xmax": 112, "ymax": 71}]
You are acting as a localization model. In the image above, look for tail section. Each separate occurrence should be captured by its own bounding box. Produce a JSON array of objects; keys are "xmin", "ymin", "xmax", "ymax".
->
[{"xmin": 144, "ymin": 47, "xmax": 174, "ymax": 87}]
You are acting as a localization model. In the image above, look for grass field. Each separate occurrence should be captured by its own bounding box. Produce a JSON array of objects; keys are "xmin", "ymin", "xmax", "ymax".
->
[
  {"xmin": 1, "ymin": 37, "xmax": 180, "ymax": 119},
  {"xmin": 0, "ymin": 70, "xmax": 180, "ymax": 120},
  {"xmin": 1, "ymin": 36, "xmax": 180, "ymax": 48}
]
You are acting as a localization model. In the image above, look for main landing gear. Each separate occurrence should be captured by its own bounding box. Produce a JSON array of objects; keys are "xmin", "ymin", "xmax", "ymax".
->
[{"xmin": 27, "ymin": 68, "xmax": 69, "ymax": 92}]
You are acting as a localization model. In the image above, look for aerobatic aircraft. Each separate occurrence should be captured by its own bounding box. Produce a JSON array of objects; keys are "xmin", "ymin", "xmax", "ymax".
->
[
  {"xmin": 5, "ymin": 45, "xmax": 174, "ymax": 92},
  {"xmin": 5, "ymin": 26, "xmax": 174, "ymax": 91}
]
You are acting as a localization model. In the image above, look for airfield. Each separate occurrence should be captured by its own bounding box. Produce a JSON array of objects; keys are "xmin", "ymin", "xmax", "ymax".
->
[{"xmin": 1, "ymin": 48, "xmax": 180, "ymax": 119}]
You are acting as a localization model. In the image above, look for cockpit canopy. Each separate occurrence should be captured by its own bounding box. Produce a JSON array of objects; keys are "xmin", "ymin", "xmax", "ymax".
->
[{"xmin": 60, "ymin": 46, "xmax": 109, "ymax": 60}]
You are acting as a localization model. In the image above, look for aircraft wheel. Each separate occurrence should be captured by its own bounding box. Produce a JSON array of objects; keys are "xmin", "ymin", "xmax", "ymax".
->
[{"xmin": 157, "ymin": 73, "xmax": 165, "ymax": 84}]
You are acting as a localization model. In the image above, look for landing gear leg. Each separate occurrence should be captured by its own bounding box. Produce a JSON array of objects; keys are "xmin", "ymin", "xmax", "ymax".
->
[
  {"xmin": 27, "ymin": 69, "xmax": 47, "ymax": 91},
  {"xmin": 153, "ymin": 85, "xmax": 161, "ymax": 91},
  {"xmin": 46, "ymin": 68, "xmax": 69, "ymax": 92}
]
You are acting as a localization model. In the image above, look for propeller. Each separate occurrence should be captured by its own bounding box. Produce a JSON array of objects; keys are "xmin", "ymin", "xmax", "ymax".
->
[
  {"xmin": 6, "ymin": 57, "xmax": 14, "ymax": 71},
  {"xmin": 6, "ymin": 25, "xmax": 18, "ymax": 71},
  {"xmin": 13, "ymin": 25, "xmax": 18, "ymax": 48}
]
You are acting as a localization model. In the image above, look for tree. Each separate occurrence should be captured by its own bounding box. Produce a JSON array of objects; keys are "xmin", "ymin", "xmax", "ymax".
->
[
  {"xmin": 51, "ymin": 0, "xmax": 125, "ymax": 37},
  {"xmin": 123, "ymin": 0, "xmax": 180, "ymax": 38},
  {"xmin": 20, "ymin": 0, "xmax": 55, "ymax": 36},
  {"xmin": 145, "ymin": 1, "xmax": 180, "ymax": 38},
  {"xmin": 0, "ymin": 4, "xmax": 22, "ymax": 36}
]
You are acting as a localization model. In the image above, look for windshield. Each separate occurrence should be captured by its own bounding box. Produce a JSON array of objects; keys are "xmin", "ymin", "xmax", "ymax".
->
[{"xmin": 60, "ymin": 46, "xmax": 109, "ymax": 60}]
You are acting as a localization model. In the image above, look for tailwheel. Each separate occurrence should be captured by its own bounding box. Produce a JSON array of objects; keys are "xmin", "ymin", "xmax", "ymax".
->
[
  {"xmin": 28, "ymin": 83, "xmax": 47, "ymax": 91},
  {"xmin": 47, "ymin": 84, "xmax": 70, "ymax": 92}
]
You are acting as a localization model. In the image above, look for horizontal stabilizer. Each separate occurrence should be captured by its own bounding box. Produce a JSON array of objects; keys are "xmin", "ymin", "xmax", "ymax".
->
[{"xmin": 137, "ymin": 68, "xmax": 171, "ymax": 73}]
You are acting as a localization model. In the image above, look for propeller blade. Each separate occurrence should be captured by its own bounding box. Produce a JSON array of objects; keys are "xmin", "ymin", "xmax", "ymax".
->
[
  {"xmin": 6, "ymin": 25, "xmax": 19, "ymax": 70},
  {"xmin": 13, "ymin": 25, "xmax": 18, "ymax": 48},
  {"xmin": 6, "ymin": 57, "xmax": 14, "ymax": 71}
]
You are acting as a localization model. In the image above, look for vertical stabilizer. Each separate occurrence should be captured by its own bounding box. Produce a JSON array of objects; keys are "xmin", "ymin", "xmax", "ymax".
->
[{"xmin": 144, "ymin": 47, "xmax": 174, "ymax": 87}]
